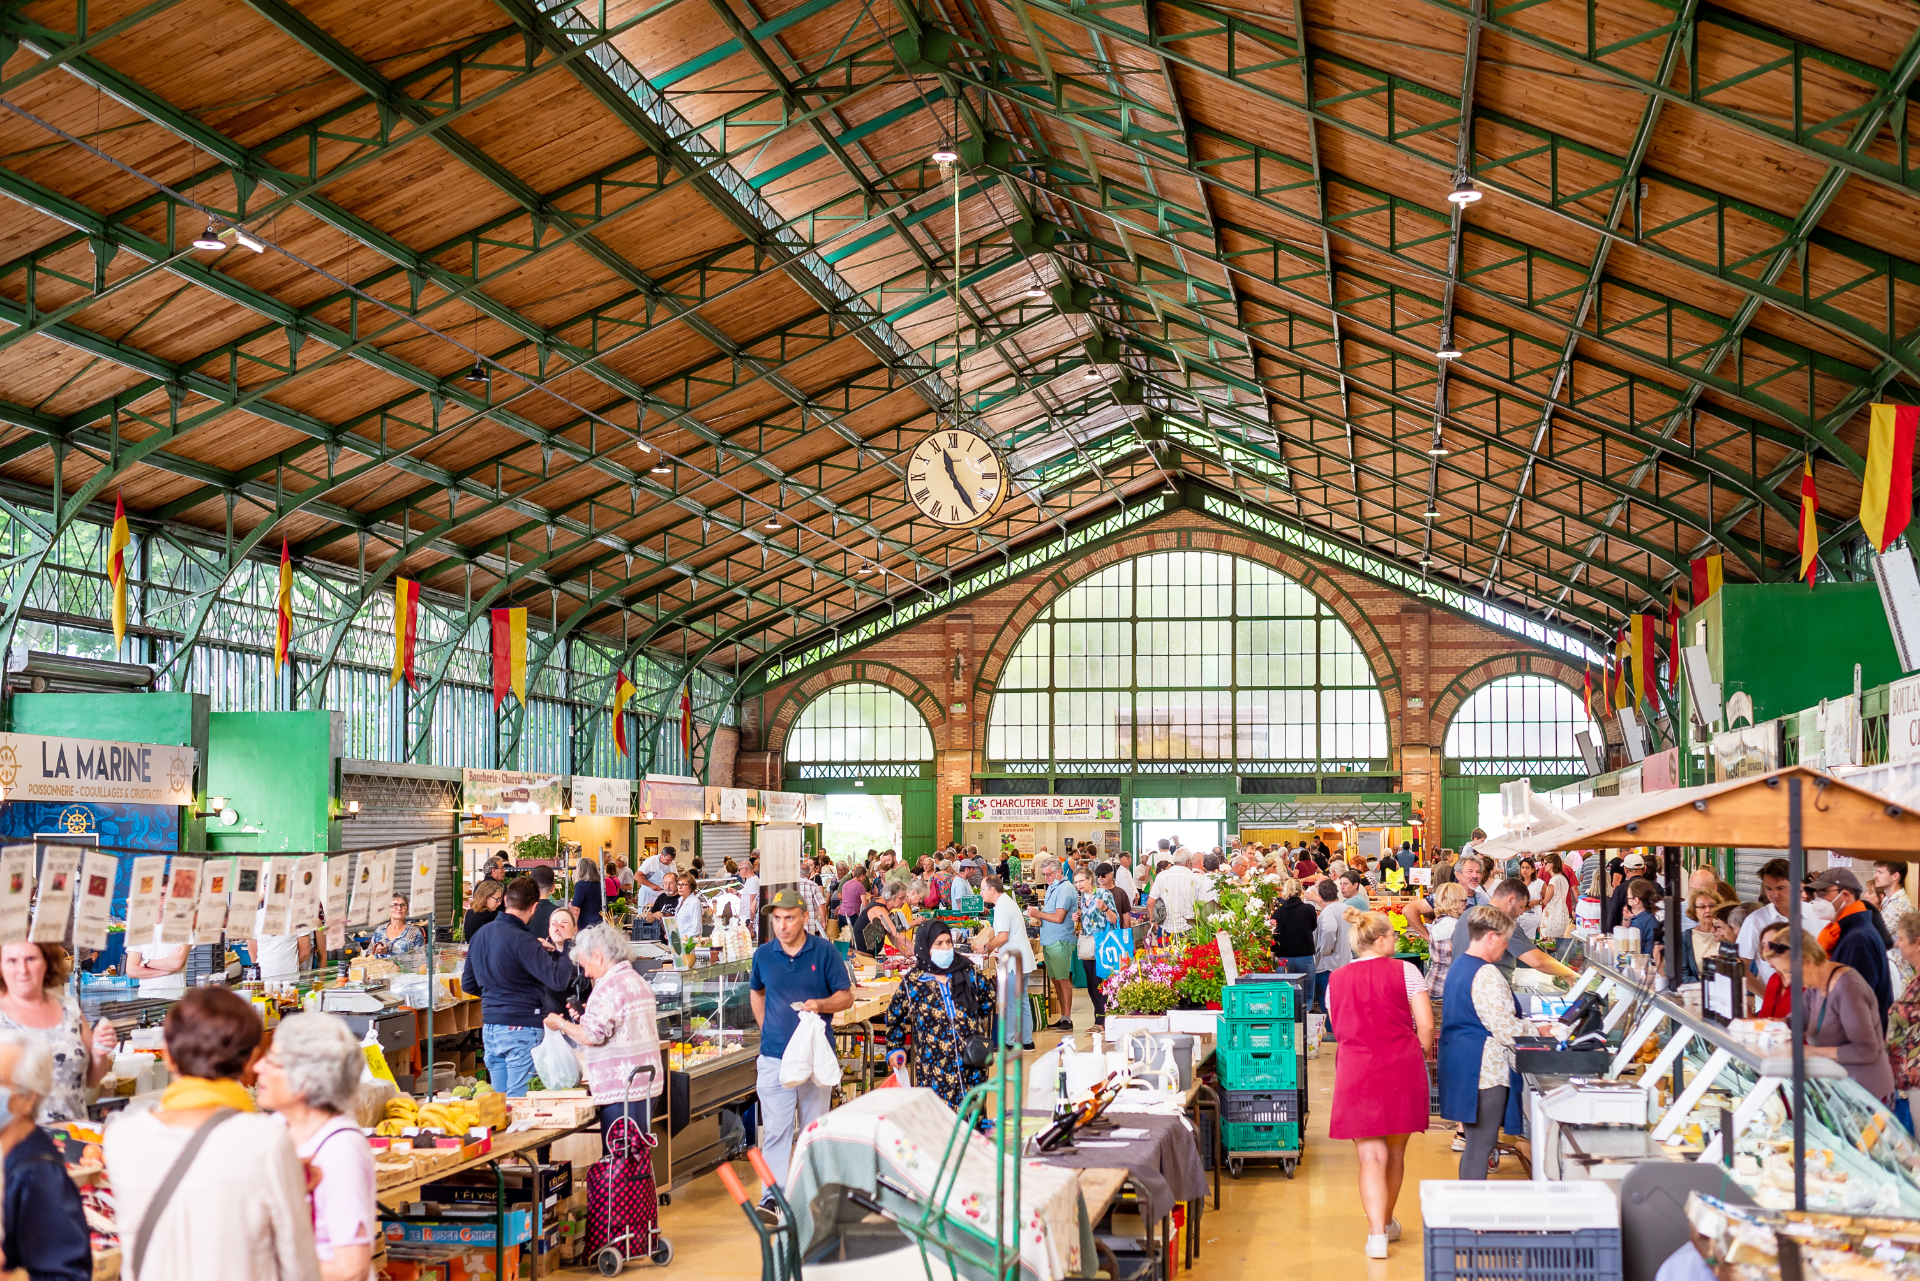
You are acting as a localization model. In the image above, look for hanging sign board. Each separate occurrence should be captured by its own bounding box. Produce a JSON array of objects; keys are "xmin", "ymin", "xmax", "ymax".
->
[
  {"xmin": 960, "ymin": 796, "xmax": 1122, "ymax": 823},
  {"xmin": 0, "ymin": 733, "xmax": 197, "ymax": 806},
  {"xmin": 288, "ymin": 854, "xmax": 323, "ymax": 934},
  {"xmin": 568, "ymin": 775, "xmax": 632, "ymax": 818},
  {"xmin": 641, "ymin": 779, "xmax": 705, "ymax": 821},
  {"xmin": 324, "ymin": 856, "xmax": 350, "ymax": 950},
  {"xmin": 194, "ymin": 857, "xmax": 235, "ymax": 944},
  {"xmin": 462, "ymin": 768, "xmax": 563, "ymax": 814},
  {"xmin": 229, "ymin": 857, "xmax": 264, "ymax": 936},
  {"xmin": 1892, "ymin": 674, "xmax": 1920, "ymax": 766},
  {"xmin": 762, "ymin": 791, "xmax": 810, "ymax": 823},
  {"xmin": 407, "ymin": 845, "xmax": 437, "ymax": 919},
  {"xmin": 30, "ymin": 845, "xmax": 81, "ymax": 945},
  {"xmin": 75, "ymin": 851, "xmax": 117, "ymax": 950},
  {"xmin": 0, "ymin": 846, "xmax": 36, "ymax": 943}
]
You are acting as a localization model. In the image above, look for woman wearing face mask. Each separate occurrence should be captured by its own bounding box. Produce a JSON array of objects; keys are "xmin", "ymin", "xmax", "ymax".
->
[{"xmin": 882, "ymin": 921, "xmax": 997, "ymax": 1115}]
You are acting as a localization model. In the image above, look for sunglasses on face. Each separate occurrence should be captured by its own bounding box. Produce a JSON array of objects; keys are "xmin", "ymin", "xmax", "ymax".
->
[{"xmin": 1765, "ymin": 942, "xmax": 1793, "ymax": 956}]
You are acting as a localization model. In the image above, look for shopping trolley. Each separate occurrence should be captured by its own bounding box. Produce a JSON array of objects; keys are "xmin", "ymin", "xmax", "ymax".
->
[{"xmin": 587, "ymin": 1063, "xmax": 673, "ymax": 1275}]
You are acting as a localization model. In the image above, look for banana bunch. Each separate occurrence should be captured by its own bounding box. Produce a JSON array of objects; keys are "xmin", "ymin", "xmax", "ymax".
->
[
  {"xmin": 374, "ymin": 1095, "xmax": 421, "ymax": 1134},
  {"xmin": 415, "ymin": 1100, "xmax": 478, "ymax": 1134}
]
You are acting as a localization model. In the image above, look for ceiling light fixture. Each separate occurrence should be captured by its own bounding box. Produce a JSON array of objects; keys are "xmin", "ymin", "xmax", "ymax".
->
[
  {"xmin": 463, "ymin": 360, "xmax": 490, "ymax": 383},
  {"xmin": 1436, "ymin": 336, "xmax": 1463, "ymax": 360},
  {"xmin": 1084, "ymin": 366, "xmax": 1102, "ymax": 381},
  {"xmin": 192, "ymin": 226, "xmax": 226, "ymax": 251},
  {"xmin": 1447, "ymin": 177, "xmax": 1482, "ymax": 206},
  {"xmin": 856, "ymin": 563, "xmax": 873, "ymax": 575},
  {"xmin": 764, "ymin": 515, "xmax": 780, "ymax": 530},
  {"xmin": 1423, "ymin": 508, "xmax": 1439, "ymax": 518},
  {"xmin": 1025, "ymin": 283, "xmax": 1048, "ymax": 299},
  {"xmin": 230, "ymin": 227, "xmax": 267, "ymax": 253},
  {"xmin": 1427, "ymin": 442, "xmax": 1450, "ymax": 456},
  {"xmin": 650, "ymin": 461, "xmax": 671, "ymax": 474},
  {"xmin": 931, "ymin": 139, "xmax": 959, "ymax": 164}
]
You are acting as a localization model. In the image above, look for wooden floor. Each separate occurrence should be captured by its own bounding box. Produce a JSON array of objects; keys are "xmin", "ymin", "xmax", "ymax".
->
[{"xmin": 550, "ymin": 993, "xmax": 1521, "ymax": 1281}]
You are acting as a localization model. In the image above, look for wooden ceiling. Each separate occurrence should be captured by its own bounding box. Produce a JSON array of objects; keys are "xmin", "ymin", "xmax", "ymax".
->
[{"xmin": 0, "ymin": 0, "xmax": 1915, "ymax": 687}]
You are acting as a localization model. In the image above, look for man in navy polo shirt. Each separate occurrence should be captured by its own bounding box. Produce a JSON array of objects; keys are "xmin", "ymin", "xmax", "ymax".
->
[{"xmin": 750, "ymin": 888, "xmax": 853, "ymax": 1197}]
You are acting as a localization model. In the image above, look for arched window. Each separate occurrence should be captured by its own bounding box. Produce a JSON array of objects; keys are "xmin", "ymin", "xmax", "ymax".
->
[
  {"xmin": 984, "ymin": 552, "xmax": 1388, "ymax": 770},
  {"xmin": 1443, "ymin": 675, "xmax": 1601, "ymax": 775},
  {"xmin": 786, "ymin": 682, "xmax": 934, "ymax": 762}
]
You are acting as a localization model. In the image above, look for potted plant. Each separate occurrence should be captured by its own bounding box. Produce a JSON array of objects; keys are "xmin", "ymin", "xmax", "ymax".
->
[{"xmin": 1103, "ymin": 955, "xmax": 1179, "ymax": 1038}]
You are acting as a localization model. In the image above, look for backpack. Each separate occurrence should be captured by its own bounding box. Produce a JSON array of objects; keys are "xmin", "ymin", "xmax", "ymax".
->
[{"xmin": 1150, "ymin": 895, "xmax": 1169, "ymax": 928}]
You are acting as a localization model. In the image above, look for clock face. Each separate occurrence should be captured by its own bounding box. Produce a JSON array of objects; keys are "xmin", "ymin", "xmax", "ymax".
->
[{"xmin": 907, "ymin": 428, "xmax": 1009, "ymax": 528}]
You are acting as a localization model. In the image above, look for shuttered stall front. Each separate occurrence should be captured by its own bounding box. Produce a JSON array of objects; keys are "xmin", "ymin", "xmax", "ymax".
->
[
  {"xmin": 701, "ymin": 822, "xmax": 750, "ymax": 870},
  {"xmin": 341, "ymin": 763, "xmax": 460, "ymax": 930}
]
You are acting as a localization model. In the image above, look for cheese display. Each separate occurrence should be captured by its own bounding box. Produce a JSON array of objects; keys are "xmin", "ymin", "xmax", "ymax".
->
[{"xmin": 1687, "ymin": 1191, "xmax": 1920, "ymax": 1279}]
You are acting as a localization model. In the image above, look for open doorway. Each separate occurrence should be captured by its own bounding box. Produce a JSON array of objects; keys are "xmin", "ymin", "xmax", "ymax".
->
[
  {"xmin": 823, "ymin": 793, "xmax": 903, "ymax": 863},
  {"xmin": 1134, "ymin": 821, "xmax": 1222, "ymax": 861}
]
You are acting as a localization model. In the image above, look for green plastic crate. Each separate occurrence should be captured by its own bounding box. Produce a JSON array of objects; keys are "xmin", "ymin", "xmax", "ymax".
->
[
  {"xmin": 1215, "ymin": 1047, "xmax": 1297, "ymax": 1090},
  {"xmin": 1219, "ymin": 983, "xmax": 1293, "ymax": 1020},
  {"xmin": 1221, "ymin": 1019, "xmax": 1290, "ymax": 1054},
  {"xmin": 1222, "ymin": 1121, "xmax": 1300, "ymax": 1153}
]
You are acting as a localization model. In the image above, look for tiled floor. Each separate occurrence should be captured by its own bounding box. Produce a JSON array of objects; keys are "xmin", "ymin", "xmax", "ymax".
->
[{"xmin": 550, "ymin": 996, "xmax": 1520, "ymax": 1281}]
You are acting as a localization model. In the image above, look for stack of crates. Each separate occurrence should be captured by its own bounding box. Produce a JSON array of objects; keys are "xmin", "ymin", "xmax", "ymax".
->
[
  {"xmin": 1420, "ymin": 1180, "xmax": 1620, "ymax": 1281},
  {"xmin": 1216, "ymin": 975, "xmax": 1305, "ymax": 1168}
]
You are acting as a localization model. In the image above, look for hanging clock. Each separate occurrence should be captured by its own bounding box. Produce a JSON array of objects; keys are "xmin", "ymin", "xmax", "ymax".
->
[{"xmin": 907, "ymin": 427, "xmax": 1010, "ymax": 528}]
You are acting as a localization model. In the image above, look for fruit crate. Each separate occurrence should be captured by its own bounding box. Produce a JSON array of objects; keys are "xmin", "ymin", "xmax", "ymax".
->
[
  {"xmin": 1222, "ymin": 1120, "xmax": 1299, "ymax": 1151},
  {"xmin": 1220, "ymin": 1019, "xmax": 1291, "ymax": 1055},
  {"xmin": 1219, "ymin": 981, "xmax": 1293, "ymax": 1020},
  {"xmin": 1423, "ymin": 1228, "xmax": 1622, "ymax": 1281},
  {"xmin": 1214, "ymin": 1047, "xmax": 1297, "ymax": 1090},
  {"xmin": 1220, "ymin": 1089, "xmax": 1301, "ymax": 1125}
]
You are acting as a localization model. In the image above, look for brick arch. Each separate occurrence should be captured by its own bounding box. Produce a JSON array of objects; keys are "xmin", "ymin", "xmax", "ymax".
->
[
  {"xmin": 764, "ymin": 663, "xmax": 946, "ymax": 756},
  {"xmin": 1431, "ymin": 655, "xmax": 1618, "ymax": 752},
  {"xmin": 972, "ymin": 528, "xmax": 1403, "ymax": 736}
]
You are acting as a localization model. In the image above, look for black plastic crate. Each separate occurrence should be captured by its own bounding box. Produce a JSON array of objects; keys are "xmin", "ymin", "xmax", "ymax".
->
[
  {"xmin": 1220, "ymin": 1089, "xmax": 1302, "ymax": 1124},
  {"xmin": 1424, "ymin": 1227, "xmax": 1622, "ymax": 1281}
]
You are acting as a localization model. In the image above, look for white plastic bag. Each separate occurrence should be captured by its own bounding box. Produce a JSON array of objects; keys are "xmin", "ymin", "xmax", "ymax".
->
[
  {"xmin": 779, "ymin": 1010, "xmax": 842, "ymax": 1088},
  {"xmin": 532, "ymin": 1027, "xmax": 582, "ymax": 1090}
]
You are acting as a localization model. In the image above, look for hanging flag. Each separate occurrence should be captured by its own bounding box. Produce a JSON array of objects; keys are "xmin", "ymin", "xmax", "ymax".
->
[
  {"xmin": 107, "ymin": 493, "xmax": 130, "ymax": 648},
  {"xmin": 1690, "ymin": 554, "xmax": 1723, "ymax": 605},
  {"xmin": 1667, "ymin": 587, "xmax": 1683, "ymax": 694},
  {"xmin": 1611, "ymin": 627, "xmax": 1632, "ymax": 712},
  {"xmin": 1799, "ymin": 454, "xmax": 1821, "ymax": 585},
  {"xmin": 1861, "ymin": 403, "xmax": 1918, "ymax": 553},
  {"xmin": 389, "ymin": 578, "xmax": 420, "ymax": 690},
  {"xmin": 274, "ymin": 538, "xmax": 293, "ymax": 673},
  {"xmin": 611, "ymin": 671, "xmax": 636, "ymax": 757},
  {"xmin": 1583, "ymin": 664, "xmax": 1595, "ymax": 721},
  {"xmin": 489, "ymin": 607, "xmax": 528, "ymax": 708},
  {"xmin": 679, "ymin": 681, "xmax": 694, "ymax": 760},
  {"xmin": 1631, "ymin": 613, "xmax": 1659, "ymax": 708}
]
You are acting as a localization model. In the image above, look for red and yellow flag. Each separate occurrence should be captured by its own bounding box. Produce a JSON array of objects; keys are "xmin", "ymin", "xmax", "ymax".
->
[
  {"xmin": 1861, "ymin": 403, "xmax": 1918, "ymax": 553},
  {"xmin": 1690, "ymin": 554, "xmax": 1723, "ymax": 606},
  {"xmin": 274, "ymin": 538, "xmax": 293, "ymax": 672},
  {"xmin": 679, "ymin": 681, "xmax": 694, "ymax": 759},
  {"xmin": 1583, "ymin": 665, "xmax": 1595, "ymax": 720},
  {"xmin": 1630, "ymin": 613, "xmax": 1658, "ymax": 709},
  {"xmin": 107, "ymin": 492, "xmax": 129, "ymax": 648},
  {"xmin": 1799, "ymin": 454, "xmax": 1821, "ymax": 585},
  {"xmin": 489, "ymin": 606, "xmax": 528, "ymax": 708},
  {"xmin": 1609, "ymin": 627, "xmax": 1630, "ymax": 713},
  {"xmin": 1667, "ymin": 587, "xmax": 1683, "ymax": 694},
  {"xmin": 389, "ymin": 578, "xmax": 420, "ymax": 690},
  {"xmin": 611, "ymin": 671, "xmax": 637, "ymax": 757}
]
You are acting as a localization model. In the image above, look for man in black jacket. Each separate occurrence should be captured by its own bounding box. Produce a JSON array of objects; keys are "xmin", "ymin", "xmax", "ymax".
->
[
  {"xmin": 1811, "ymin": 867, "xmax": 1894, "ymax": 1020},
  {"xmin": 462, "ymin": 876, "xmax": 580, "ymax": 1096}
]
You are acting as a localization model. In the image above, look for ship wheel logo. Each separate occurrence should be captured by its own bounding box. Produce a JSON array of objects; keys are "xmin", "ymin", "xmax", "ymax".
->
[
  {"xmin": 167, "ymin": 755, "xmax": 188, "ymax": 794},
  {"xmin": 0, "ymin": 743, "xmax": 19, "ymax": 791}
]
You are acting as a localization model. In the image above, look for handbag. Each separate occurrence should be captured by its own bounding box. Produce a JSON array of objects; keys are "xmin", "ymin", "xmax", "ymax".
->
[
  {"xmin": 1077, "ymin": 933, "xmax": 1097, "ymax": 959},
  {"xmin": 132, "ymin": 1109, "xmax": 237, "ymax": 1280},
  {"xmin": 1093, "ymin": 926, "xmax": 1135, "ymax": 978}
]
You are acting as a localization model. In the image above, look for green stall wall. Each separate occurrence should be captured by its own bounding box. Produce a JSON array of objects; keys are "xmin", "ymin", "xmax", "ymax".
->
[
  {"xmin": 1699, "ymin": 582, "xmax": 1903, "ymax": 725},
  {"xmin": 10, "ymin": 692, "xmax": 211, "ymax": 848},
  {"xmin": 205, "ymin": 711, "xmax": 341, "ymax": 853}
]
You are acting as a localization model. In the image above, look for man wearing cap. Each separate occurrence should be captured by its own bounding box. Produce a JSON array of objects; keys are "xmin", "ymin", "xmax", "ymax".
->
[
  {"xmin": 749, "ymin": 888, "xmax": 852, "ymax": 1199},
  {"xmin": 1812, "ymin": 867, "xmax": 1895, "ymax": 1021}
]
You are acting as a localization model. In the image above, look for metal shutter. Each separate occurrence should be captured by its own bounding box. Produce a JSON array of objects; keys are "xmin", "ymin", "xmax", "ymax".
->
[
  {"xmin": 701, "ymin": 823, "xmax": 750, "ymax": 868},
  {"xmin": 1732, "ymin": 849, "xmax": 1785, "ymax": 901},
  {"xmin": 341, "ymin": 768, "xmax": 460, "ymax": 929}
]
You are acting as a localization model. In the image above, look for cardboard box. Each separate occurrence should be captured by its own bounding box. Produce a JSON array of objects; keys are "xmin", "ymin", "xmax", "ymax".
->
[{"xmin": 423, "ymin": 1163, "xmax": 572, "ymax": 1210}]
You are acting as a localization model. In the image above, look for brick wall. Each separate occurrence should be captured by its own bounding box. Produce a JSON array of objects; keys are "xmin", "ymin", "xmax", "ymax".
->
[{"xmin": 746, "ymin": 507, "xmax": 1591, "ymax": 845}]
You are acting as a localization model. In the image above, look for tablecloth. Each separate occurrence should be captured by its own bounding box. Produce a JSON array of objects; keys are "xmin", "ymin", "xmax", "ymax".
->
[
  {"xmin": 787, "ymin": 1087, "xmax": 1095, "ymax": 1281},
  {"xmin": 1024, "ymin": 1108, "xmax": 1206, "ymax": 1225}
]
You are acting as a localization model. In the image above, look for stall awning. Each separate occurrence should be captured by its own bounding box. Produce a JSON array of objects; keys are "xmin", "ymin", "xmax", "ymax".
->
[{"xmin": 1508, "ymin": 765, "xmax": 1920, "ymax": 856}]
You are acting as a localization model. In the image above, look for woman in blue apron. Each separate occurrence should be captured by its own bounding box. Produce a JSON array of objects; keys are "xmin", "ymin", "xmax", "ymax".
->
[{"xmin": 1438, "ymin": 906, "xmax": 1534, "ymax": 1179}]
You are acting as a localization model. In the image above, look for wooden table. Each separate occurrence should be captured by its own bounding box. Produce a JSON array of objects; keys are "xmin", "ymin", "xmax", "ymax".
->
[
  {"xmin": 1071, "ymin": 1166, "xmax": 1128, "ymax": 1222},
  {"xmin": 834, "ymin": 983, "xmax": 897, "ymax": 1089}
]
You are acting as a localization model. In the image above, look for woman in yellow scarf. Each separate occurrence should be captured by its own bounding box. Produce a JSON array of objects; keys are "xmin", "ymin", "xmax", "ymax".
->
[{"xmin": 104, "ymin": 987, "xmax": 320, "ymax": 1281}]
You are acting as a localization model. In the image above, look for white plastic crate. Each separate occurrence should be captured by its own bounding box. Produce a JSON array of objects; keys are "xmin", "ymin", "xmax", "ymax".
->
[{"xmin": 1419, "ymin": 1180, "xmax": 1619, "ymax": 1230}]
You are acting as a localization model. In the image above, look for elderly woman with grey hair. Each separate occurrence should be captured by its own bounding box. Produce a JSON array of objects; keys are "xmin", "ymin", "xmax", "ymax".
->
[
  {"xmin": 255, "ymin": 1013, "xmax": 377, "ymax": 1281},
  {"xmin": 543, "ymin": 923, "xmax": 664, "ymax": 1130},
  {"xmin": 0, "ymin": 1029, "xmax": 91, "ymax": 1281}
]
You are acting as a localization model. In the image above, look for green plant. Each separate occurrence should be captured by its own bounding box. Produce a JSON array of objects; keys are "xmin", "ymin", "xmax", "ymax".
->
[
  {"xmin": 1108, "ymin": 977, "xmax": 1179, "ymax": 1015},
  {"xmin": 512, "ymin": 831, "xmax": 559, "ymax": 865}
]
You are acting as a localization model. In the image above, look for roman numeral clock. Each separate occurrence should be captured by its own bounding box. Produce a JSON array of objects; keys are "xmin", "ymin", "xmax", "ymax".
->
[{"xmin": 908, "ymin": 428, "xmax": 1010, "ymax": 528}]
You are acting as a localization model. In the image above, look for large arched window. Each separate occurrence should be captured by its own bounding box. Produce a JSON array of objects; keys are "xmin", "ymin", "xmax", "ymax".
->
[
  {"xmin": 984, "ymin": 552, "xmax": 1388, "ymax": 770},
  {"xmin": 1443, "ymin": 675, "xmax": 1601, "ymax": 776},
  {"xmin": 786, "ymin": 682, "xmax": 934, "ymax": 763}
]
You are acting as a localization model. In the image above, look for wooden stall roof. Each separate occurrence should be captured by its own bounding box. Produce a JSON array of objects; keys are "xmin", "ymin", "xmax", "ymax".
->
[
  {"xmin": 0, "ymin": 0, "xmax": 1914, "ymax": 701},
  {"xmin": 1513, "ymin": 765, "xmax": 1920, "ymax": 857}
]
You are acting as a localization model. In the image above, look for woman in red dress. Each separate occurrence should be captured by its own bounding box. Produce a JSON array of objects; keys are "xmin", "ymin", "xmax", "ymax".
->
[{"xmin": 1327, "ymin": 906, "xmax": 1434, "ymax": 1259}]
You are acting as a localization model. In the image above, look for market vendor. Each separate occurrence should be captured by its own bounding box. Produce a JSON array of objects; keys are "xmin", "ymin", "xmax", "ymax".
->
[
  {"xmin": 1438, "ymin": 906, "xmax": 1533, "ymax": 1181},
  {"xmin": 750, "ymin": 889, "xmax": 853, "ymax": 1197},
  {"xmin": 368, "ymin": 894, "xmax": 424, "ymax": 955},
  {"xmin": 1487, "ymin": 879, "xmax": 1576, "ymax": 983},
  {"xmin": 860, "ymin": 879, "xmax": 914, "ymax": 957}
]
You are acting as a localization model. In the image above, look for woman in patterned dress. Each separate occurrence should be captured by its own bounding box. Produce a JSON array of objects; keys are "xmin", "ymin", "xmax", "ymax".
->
[
  {"xmin": 884, "ymin": 920, "xmax": 997, "ymax": 1115},
  {"xmin": 0, "ymin": 942, "xmax": 115, "ymax": 1124}
]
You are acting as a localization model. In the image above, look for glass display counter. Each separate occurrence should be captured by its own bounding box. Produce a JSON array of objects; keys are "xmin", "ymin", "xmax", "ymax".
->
[{"xmin": 649, "ymin": 958, "xmax": 759, "ymax": 1189}]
